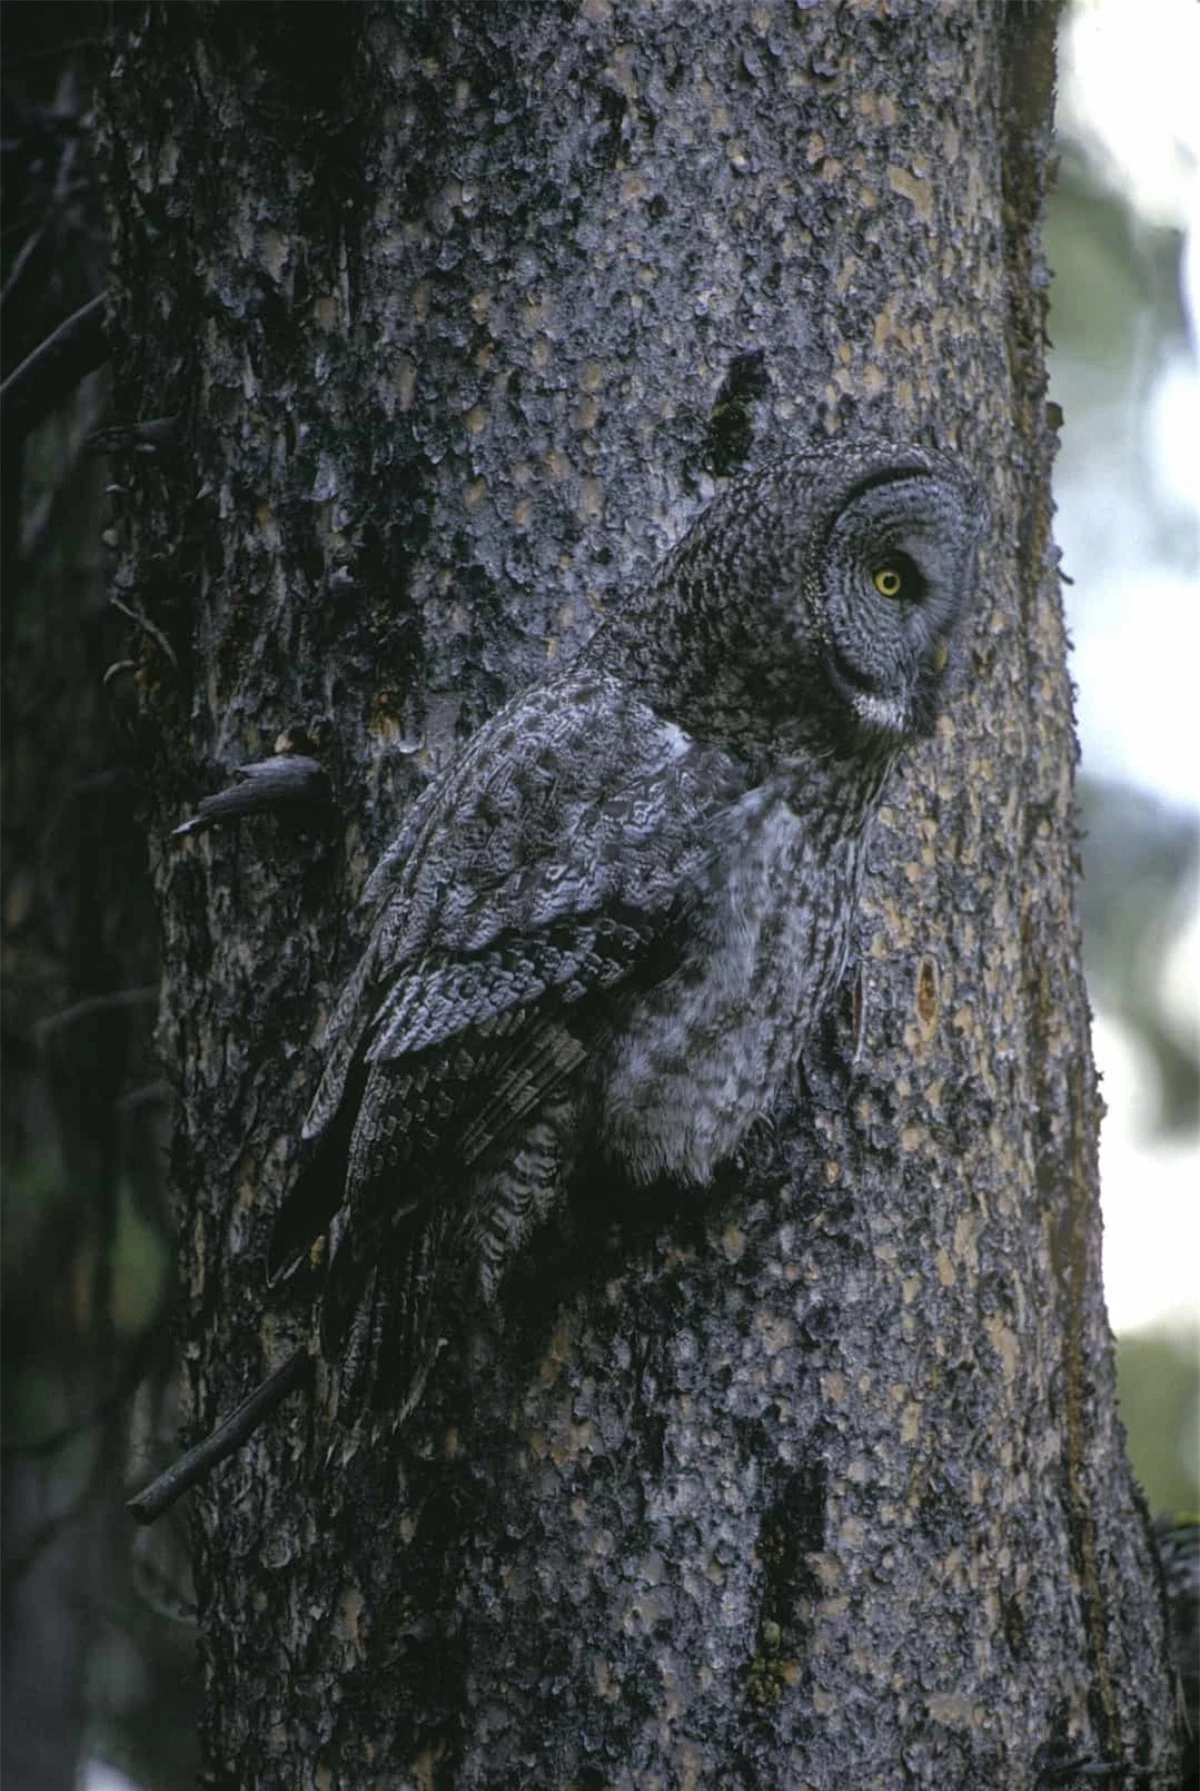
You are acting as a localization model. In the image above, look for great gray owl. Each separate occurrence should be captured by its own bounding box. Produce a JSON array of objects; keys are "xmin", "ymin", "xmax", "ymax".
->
[{"xmin": 267, "ymin": 437, "xmax": 981, "ymax": 1422}]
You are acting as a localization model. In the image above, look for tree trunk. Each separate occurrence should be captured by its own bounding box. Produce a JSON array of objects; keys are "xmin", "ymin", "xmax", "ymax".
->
[{"xmin": 100, "ymin": 3, "xmax": 1178, "ymax": 1785}]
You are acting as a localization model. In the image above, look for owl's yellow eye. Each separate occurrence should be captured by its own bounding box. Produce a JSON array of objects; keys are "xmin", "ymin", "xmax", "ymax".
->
[{"xmin": 873, "ymin": 566, "xmax": 904, "ymax": 599}]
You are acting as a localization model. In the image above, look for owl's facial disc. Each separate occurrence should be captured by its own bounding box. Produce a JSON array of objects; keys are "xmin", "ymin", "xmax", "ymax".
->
[{"xmin": 821, "ymin": 470, "xmax": 973, "ymax": 743}]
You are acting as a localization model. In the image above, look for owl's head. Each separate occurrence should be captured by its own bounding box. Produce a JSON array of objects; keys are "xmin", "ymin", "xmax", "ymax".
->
[
  {"xmin": 802, "ymin": 447, "xmax": 983, "ymax": 747},
  {"xmin": 592, "ymin": 436, "xmax": 982, "ymax": 766},
  {"xmin": 680, "ymin": 438, "xmax": 985, "ymax": 761}
]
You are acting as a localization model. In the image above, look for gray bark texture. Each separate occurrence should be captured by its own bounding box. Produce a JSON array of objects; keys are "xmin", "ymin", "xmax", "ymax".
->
[{"xmin": 101, "ymin": 3, "xmax": 1179, "ymax": 1786}]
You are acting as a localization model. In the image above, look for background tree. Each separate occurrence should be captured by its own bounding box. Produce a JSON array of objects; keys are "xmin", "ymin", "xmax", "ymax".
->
[
  {"xmin": 8, "ymin": 0, "xmax": 1182, "ymax": 1785},
  {"xmin": 0, "ymin": 7, "xmax": 192, "ymax": 1786}
]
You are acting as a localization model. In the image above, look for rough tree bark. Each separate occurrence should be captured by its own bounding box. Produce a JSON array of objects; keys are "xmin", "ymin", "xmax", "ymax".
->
[{"xmin": 101, "ymin": 3, "xmax": 1178, "ymax": 1786}]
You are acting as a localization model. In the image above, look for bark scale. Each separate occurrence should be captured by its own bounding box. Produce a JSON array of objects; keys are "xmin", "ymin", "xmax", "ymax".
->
[{"xmin": 101, "ymin": 3, "xmax": 1177, "ymax": 1785}]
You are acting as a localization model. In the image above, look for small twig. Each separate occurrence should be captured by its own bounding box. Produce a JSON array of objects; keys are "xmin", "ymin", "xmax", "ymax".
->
[
  {"xmin": 108, "ymin": 594, "xmax": 179, "ymax": 673},
  {"xmin": 172, "ymin": 753, "xmax": 332, "ymax": 838},
  {"xmin": 0, "ymin": 291, "xmax": 107, "ymax": 439},
  {"xmin": 88, "ymin": 414, "xmax": 179, "ymax": 455},
  {"xmin": 115, "ymin": 1079, "xmax": 172, "ymax": 1115},
  {"xmin": 0, "ymin": 223, "xmax": 45, "ymax": 309},
  {"xmin": 35, "ymin": 984, "xmax": 159, "ymax": 1042},
  {"xmin": 127, "ymin": 1347, "xmax": 312, "ymax": 1526}
]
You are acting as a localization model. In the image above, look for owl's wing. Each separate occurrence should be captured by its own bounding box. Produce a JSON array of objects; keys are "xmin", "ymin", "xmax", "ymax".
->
[
  {"xmin": 311, "ymin": 903, "xmax": 679, "ymax": 1383},
  {"xmin": 266, "ymin": 669, "xmax": 739, "ymax": 1290}
]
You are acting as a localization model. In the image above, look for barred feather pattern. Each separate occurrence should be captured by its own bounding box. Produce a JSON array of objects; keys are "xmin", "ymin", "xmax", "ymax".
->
[{"xmin": 267, "ymin": 439, "xmax": 982, "ymax": 1419}]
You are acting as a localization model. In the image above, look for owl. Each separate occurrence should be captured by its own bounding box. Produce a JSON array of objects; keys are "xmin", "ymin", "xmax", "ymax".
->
[{"xmin": 266, "ymin": 438, "xmax": 982, "ymax": 1420}]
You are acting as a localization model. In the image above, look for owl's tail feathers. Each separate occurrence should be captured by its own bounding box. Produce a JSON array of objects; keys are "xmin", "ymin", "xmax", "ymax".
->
[
  {"xmin": 265, "ymin": 1059, "xmax": 369, "ymax": 1285},
  {"xmin": 320, "ymin": 1198, "xmax": 447, "ymax": 1424},
  {"xmin": 265, "ymin": 1127, "xmax": 348, "ymax": 1285}
]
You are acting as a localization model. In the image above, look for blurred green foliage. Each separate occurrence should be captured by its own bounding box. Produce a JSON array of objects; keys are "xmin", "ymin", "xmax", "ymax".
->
[
  {"xmin": 1048, "ymin": 8, "xmax": 1199, "ymax": 1531},
  {"xmin": 1116, "ymin": 1329, "xmax": 1200, "ymax": 1517}
]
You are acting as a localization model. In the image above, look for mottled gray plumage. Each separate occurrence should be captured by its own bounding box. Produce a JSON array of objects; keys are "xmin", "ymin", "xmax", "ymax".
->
[{"xmin": 267, "ymin": 439, "xmax": 982, "ymax": 1419}]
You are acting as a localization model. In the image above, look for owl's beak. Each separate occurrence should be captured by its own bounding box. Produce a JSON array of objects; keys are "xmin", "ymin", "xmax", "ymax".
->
[{"xmin": 930, "ymin": 636, "xmax": 949, "ymax": 676}]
